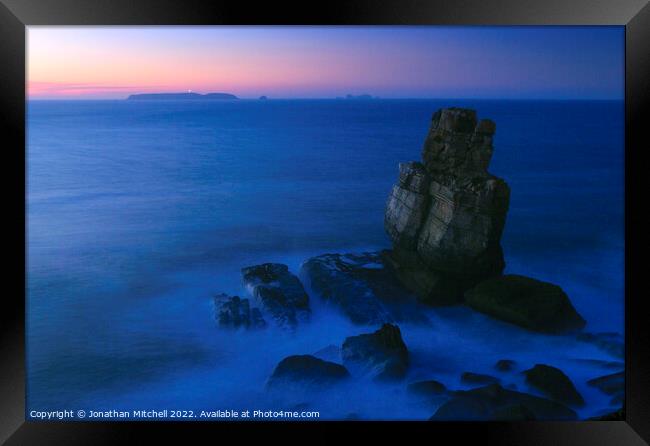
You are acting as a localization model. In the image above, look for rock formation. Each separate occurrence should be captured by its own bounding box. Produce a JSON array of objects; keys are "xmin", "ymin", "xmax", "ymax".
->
[
  {"xmin": 266, "ymin": 355, "xmax": 350, "ymax": 391},
  {"xmin": 301, "ymin": 253, "xmax": 396, "ymax": 325},
  {"xmin": 241, "ymin": 263, "xmax": 310, "ymax": 329},
  {"xmin": 430, "ymin": 383, "xmax": 577, "ymax": 421},
  {"xmin": 523, "ymin": 364, "xmax": 585, "ymax": 407},
  {"xmin": 384, "ymin": 108, "xmax": 510, "ymax": 304},
  {"xmin": 341, "ymin": 323, "xmax": 409, "ymax": 381},
  {"xmin": 464, "ymin": 274, "xmax": 585, "ymax": 333},
  {"xmin": 213, "ymin": 293, "xmax": 266, "ymax": 329}
]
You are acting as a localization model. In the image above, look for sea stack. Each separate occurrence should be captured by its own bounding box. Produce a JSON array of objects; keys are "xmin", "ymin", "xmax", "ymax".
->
[{"xmin": 384, "ymin": 108, "xmax": 510, "ymax": 304}]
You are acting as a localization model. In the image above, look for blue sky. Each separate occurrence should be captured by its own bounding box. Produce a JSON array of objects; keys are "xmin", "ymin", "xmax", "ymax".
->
[{"xmin": 28, "ymin": 26, "xmax": 624, "ymax": 99}]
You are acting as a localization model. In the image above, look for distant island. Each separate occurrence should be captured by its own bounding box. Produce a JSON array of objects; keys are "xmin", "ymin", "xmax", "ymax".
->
[
  {"xmin": 259, "ymin": 95, "xmax": 268, "ymax": 100},
  {"xmin": 127, "ymin": 92, "xmax": 238, "ymax": 100},
  {"xmin": 336, "ymin": 94, "xmax": 375, "ymax": 100}
]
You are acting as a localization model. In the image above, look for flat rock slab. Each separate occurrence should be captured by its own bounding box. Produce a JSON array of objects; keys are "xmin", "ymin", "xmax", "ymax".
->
[
  {"xmin": 300, "ymin": 252, "xmax": 427, "ymax": 325},
  {"xmin": 464, "ymin": 274, "xmax": 586, "ymax": 333},
  {"xmin": 241, "ymin": 263, "xmax": 310, "ymax": 329},
  {"xmin": 342, "ymin": 323, "xmax": 409, "ymax": 381},
  {"xmin": 523, "ymin": 364, "xmax": 584, "ymax": 407},
  {"xmin": 431, "ymin": 384, "xmax": 577, "ymax": 421}
]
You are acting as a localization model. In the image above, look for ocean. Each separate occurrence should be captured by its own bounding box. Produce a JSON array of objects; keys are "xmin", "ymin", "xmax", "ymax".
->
[{"xmin": 26, "ymin": 99, "xmax": 625, "ymax": 420}]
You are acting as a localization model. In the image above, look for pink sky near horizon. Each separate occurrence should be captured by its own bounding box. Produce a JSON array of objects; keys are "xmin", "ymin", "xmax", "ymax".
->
[{"xmin": 27, "ymin": 26, "xmax": 624, "ymax": 100}]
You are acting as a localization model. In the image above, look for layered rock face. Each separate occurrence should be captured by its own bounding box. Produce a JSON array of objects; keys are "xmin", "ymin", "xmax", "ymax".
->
[{"xmin": 385, "ymin": 108, "xmax": 510, "ymax": 304}]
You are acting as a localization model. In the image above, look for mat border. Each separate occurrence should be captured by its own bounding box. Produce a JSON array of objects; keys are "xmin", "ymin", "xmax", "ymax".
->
[{"xmin": 1, "ymin": 0, "xmax": 648, "ymax": 444}]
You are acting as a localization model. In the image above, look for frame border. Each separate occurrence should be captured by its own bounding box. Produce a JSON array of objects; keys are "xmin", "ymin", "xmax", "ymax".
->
[{"xmin": 1, "ymin": 0, "xmax": 648, "ymax": 444}]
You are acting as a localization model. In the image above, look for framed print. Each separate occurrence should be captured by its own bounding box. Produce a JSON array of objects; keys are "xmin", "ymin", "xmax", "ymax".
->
[{"xmin": 1, "ymin": 0, "xmax": 648, "ymax": 444}]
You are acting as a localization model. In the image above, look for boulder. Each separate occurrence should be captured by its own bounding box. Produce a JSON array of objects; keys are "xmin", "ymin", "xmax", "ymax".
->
[
  {"xmin": 430, "ymin": 384, "xmax": 577, "ymax": 421},
  {"xmin": 213, "ymin": 293, "xmax": 266, "ymax": 329},
  {"xmin": 461, "ymin": 372, "xmax": 500, "ymax": 386},
  {"xmin": 464, "ymin": 275, "xmax": 586, "ymax": 333},
  {"xmin": 384, "ymin": 108, "xmax": 510, "ymax": 305},
  {"xmin": 241, "ymin": 263, "xmax": 310, "ymax": 328},
  {"xmin": 407, "ymin": 380, "xmax": 447, "ymax": 396},
  {"xmin": 495, "ymin": 359, "xmax": 516, "ymax": 372},
  {"xmin": 300, "ymin": 252, "xmax": 423, "ymax": 325},
  {"xmin": 341, "ymin": 323, "xmax": 409, "ymax": 381},
  {"xmin": 523, "ymin": 364, "xmax": 584, "ymax": 407},
  {"xmin": 266, "ymin": 355, "xmax": 350, "ymax": 391}
]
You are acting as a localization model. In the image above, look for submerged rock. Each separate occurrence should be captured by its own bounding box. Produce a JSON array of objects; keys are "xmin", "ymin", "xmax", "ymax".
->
[
  {"xmin": 213, "ymin": 293, "xmax": 266, "ymax": 329},
  {"xmin": 408, "ymin": 380, "xmax": 447, "ymax": 396},
  {"xmin": 300, "ymin": 252, "xmax": 423, "ymax": 325},
  {"xmin": 523, "ymin": 364, "xmax": 584, "ymax": 407},
  {"xmin": 587, "ymin": 371, "xmax": 624, "ymax": 396},
  {"xmin": 341, "ymin": 323, "xmax": 409, "ymax": 381},
  {"xmin": 461, "ymin": 372, "xmax": 500, "ymax": 386},
  {"xmin": 495, "ymin": 359, "xmax": 516, "ymax": 372},
  {"xmin": 241, "ymin": 263, "xmax": 310, "ymax": 328},
  {"xmin": 266, "ymin": 355, "xmax": 350, "ymax": 391},
  {"xmin": 576, "ymin": 332, "xmax": 624, "ymax": 359},
  {"xmin": 384, "ymin": 108, "xmax": 510, "ymax": 305},
  {"xmin": 430, "ymin": 384, "xmax": 577, "ymax": 421},
  {"xmin": 464, "ymin": 275, "xmax": 586, "ymax": 333}
]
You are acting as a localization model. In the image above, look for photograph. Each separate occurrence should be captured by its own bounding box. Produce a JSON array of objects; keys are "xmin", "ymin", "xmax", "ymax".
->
[{"xmin": 25, "ymin": 25, "xmax": 625, "ymax": 422}]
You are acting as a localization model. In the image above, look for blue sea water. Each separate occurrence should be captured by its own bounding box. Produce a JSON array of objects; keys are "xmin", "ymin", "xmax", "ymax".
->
[{"xmin": 26, "ymin": 99, "xmax": 624, "ymax": 420}]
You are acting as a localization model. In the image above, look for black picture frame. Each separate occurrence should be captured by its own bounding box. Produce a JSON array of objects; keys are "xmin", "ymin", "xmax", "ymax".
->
[{"xmin": 1, "ymin": 0, "xmax": 648, "ymax": 444}]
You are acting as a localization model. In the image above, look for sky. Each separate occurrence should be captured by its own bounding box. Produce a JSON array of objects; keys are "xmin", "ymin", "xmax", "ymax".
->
[{"xmin": 27, "ymin": 26, "xmax": 624, "ymax": 100}]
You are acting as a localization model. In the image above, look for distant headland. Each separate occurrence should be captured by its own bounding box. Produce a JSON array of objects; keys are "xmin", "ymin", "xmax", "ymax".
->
[{"xmin": 127, "ymin": 92, "xmax": 238, "ymax": 100}]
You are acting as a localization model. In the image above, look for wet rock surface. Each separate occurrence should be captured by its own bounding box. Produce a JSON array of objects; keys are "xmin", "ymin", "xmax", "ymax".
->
[
  {"xmin": 300, "ymin": 252, "xmax": 426, "ymax": 325},
  {"xmin": 213, "ymin": 293, "xmax": 266, "ymax": 329},
  {"xmin": 430, "ymin": 384, "xmax": 577, "ymax": 421},
  {"xmin": 523, "ymin": 364, "xmax": 584, "ymax": 407},
  {"xmin": 266, "ymin": 355, "xmax": 350, "ymax": 390},
  {"xmin": 342, "ymin": 323, "xmax": 409, "ymax": 381},
  {"xmin": 384, "ymin": 108, "xmax": 510, "ymax": 304},
  {"xmin": 242, "ymin": 263, "xmax": 310, "ymax": 329},
  {"xmin": 464, "ymin": 274, "xmax": 586, "ymax": 333}
]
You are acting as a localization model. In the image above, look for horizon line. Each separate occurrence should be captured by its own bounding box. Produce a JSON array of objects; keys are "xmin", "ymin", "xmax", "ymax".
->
[{"xmin": 26, "ymin": 96, "xmax": 624, "ymax": 102}]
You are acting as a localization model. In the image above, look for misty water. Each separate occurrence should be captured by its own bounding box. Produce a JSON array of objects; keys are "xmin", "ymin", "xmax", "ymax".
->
[{"xmin": 27, "ymin": 99, "xmax": 624, "ymax": 420}]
